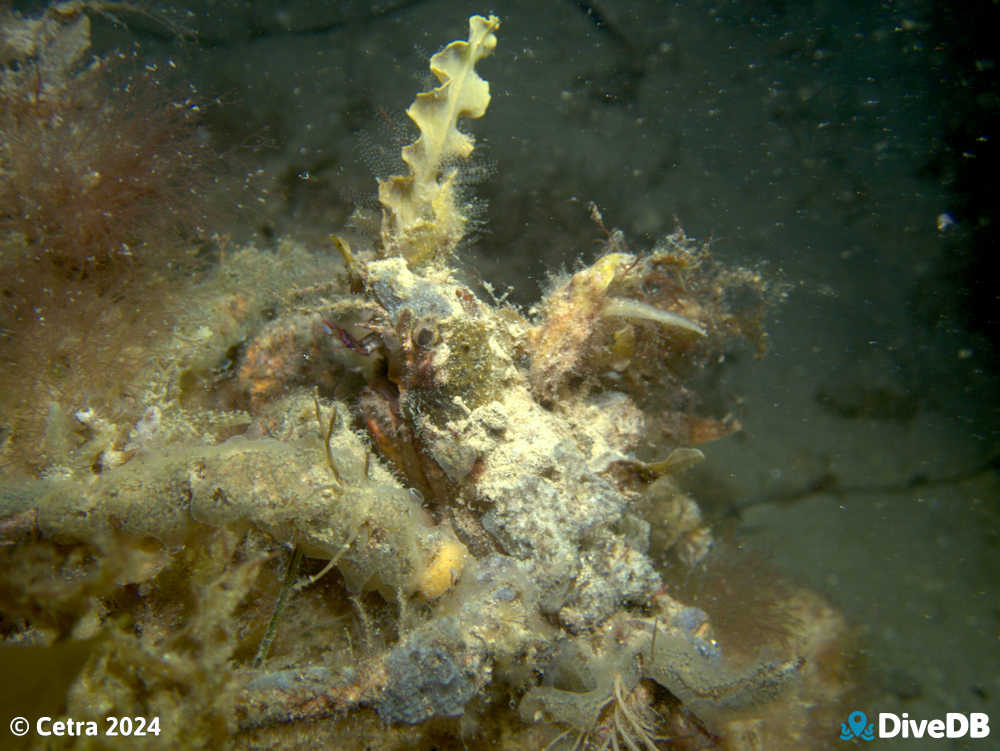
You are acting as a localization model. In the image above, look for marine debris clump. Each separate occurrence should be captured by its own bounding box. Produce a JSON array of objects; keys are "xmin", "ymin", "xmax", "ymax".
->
[{"xmin": 0, "ymin": 11, "xmax": 849, "ymax": 751}]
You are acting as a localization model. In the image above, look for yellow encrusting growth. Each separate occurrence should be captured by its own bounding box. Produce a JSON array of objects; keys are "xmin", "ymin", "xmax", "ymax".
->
[
  {"xmin": 378, "ymin": 14, "xmax": 500, "ymax": 268},
  {"xmin": 415, "ymin": 537, "xmax": 469, "ymax": 599}
]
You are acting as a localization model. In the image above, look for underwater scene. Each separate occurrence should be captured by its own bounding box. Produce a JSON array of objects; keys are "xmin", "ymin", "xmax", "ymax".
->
[{"xmin": 1, "ymin": 1, "xmax": 997, "ymax": 749}]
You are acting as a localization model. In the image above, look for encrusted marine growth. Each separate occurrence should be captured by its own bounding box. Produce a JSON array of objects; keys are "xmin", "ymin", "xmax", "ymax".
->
[
  {"xmin": 331, "ymin": 12, "xmax": 808, "ymax": 738},
  {"xmin": 0, "ymin": 12, "xmax": 847, "ymax": 751}
]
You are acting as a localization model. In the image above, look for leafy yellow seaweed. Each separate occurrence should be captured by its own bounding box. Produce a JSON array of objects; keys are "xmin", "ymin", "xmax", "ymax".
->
[{"xmin": 378, "ymin": 14, "xmax": 500, "ymax": 268}]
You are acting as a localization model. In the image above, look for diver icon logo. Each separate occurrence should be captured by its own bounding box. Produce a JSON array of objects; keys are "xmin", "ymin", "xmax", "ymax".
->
[{"xmin": 841, "ymin": 710, "xmax": 876, "ymax": 741}]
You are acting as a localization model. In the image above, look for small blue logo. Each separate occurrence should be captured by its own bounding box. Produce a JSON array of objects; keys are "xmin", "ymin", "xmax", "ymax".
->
[{"xmin": 841, "ymin": 710, "xmax": 876, "ymax": 741}]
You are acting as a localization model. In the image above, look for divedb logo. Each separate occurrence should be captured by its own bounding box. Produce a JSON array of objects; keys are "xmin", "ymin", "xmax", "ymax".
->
[{"xmin": 840, "ymin": 710, "xmax": 990, "ymax": 741}]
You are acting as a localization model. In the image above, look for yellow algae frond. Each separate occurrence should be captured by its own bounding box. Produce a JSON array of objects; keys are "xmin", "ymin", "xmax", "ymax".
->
[{"xmin": 378, "ymin": 15, "xmax": 500, "ymax": 268}]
